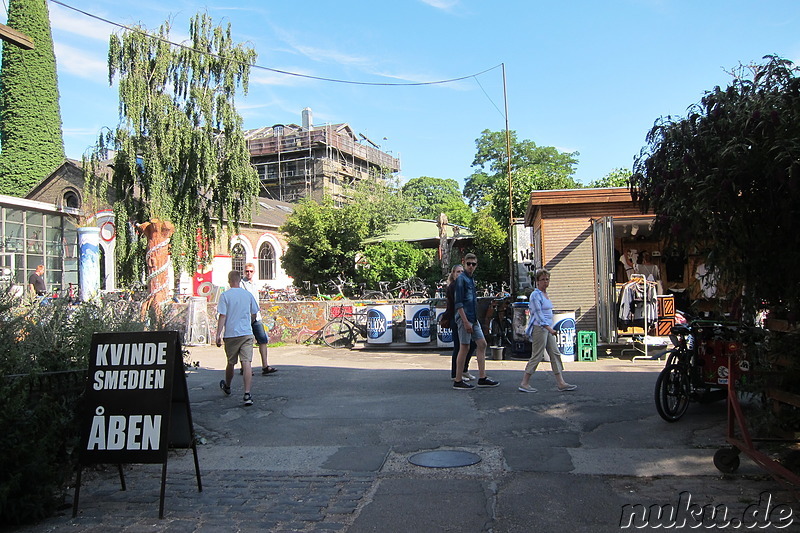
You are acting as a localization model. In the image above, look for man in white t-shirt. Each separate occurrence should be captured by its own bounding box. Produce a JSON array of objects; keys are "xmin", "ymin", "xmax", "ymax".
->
[
  {"xmin": 240, "ymin": 262, "xmax": 277, "ymax": 376},
  {"xmin": 216, "ymin": 270, "xmax": 259, "ymax": 406}
]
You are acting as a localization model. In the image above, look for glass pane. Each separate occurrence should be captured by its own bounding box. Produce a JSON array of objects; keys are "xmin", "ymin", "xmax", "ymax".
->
[
  {"xmin": 63, "ymin": 224, "xmax": 78, "ymax": 259},
  {"xmin": 6, "ymin": 209, "xmax": 23, "ymax": 224},
  {"xmin": 26, "ymin": 211, "xmax": 44, "ymax": 226},
  {"xmin": 26, "ymin": 226, "xmax": 44, "ymax": 254},
  {"xmin": 4, "ymin": 222, "xmax": 23, "ymax": 252},
  {"xmin": 14, "ymin": 254, "xmax": 24, "ymax": 284}
]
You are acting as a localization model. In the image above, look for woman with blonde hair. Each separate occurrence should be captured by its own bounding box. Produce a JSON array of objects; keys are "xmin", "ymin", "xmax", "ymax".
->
[{"xmin": 519, "ymin": 268, "xmax": 577, "ymax": 393}]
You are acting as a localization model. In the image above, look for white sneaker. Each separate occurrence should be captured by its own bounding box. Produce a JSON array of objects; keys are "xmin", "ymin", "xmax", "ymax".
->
[
  {"xmin": 518, "ymin": 384, "xmax": 537, "ymax": 393},
  {"xmin": 463, "ymin": 372, "xmax": 476, "ymax": 381}
]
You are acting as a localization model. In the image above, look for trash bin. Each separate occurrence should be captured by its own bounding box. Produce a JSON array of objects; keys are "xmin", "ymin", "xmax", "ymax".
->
[
  {"xmin": 577, "ymin": 331, "xmax": 597, "ymax": 362},
  {"xmin": 435, "ymin": 307, "xmax": 454, "ymax": 348},
  {"xmin": 553, "ymin": 311, "xmax": 576, "ymax": 362},
  {"xmin": 405, "ymin": 304, "xmax": 431, "ymax": 344},
  {"xmin": 366, "ymin": 304, "xmax": 393, "ymax": 344},
  {"xmin": 511, "ymin": 302, "xmax": 532, "ymax": 359}
]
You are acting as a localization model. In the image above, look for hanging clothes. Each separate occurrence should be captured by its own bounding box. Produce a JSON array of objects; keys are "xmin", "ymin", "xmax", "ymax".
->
[{"xmin": 618, "ymin": 277, "xmax": 658, "ymax": 326}]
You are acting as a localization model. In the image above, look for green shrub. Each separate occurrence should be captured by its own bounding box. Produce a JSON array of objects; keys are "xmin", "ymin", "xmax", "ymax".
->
[{"xmin": 0, "ymin": 289, "xmax": 149, "ymax": 525}]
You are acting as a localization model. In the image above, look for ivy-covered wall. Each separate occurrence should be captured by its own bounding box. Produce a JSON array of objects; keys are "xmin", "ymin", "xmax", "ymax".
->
[{"xmin": 0, "ymin": 0, "xmax": 65, "ymax": 196}]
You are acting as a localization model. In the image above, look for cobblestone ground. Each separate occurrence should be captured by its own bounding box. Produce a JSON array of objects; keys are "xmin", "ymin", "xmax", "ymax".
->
[{"xmin": 18, "ymin": 467, "xmax": 376, "ymax": 533}]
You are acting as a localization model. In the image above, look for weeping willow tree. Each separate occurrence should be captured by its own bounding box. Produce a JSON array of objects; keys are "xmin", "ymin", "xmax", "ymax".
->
[{"xmin": 86, "ymin": 13, "xmax": 259, "ymax": 309}]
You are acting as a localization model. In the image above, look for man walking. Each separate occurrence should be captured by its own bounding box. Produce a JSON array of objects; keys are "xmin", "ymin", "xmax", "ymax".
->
[
  {"xmin": 28, "ymin": 264, "xmax": 46, "ymax": 296},
  {"xmin": 453, "ymin": 253, "xmax": 499, "ymax": 390},
  {"xmin": 216, "ymin": 270, "xmax": 259, "ymax": 406},
  {"xmin": 240, "ymin": 262, "xmax": 277, "ymax": 375}
]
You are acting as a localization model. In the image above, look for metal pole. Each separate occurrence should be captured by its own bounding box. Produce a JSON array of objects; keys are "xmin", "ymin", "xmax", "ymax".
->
[{"xmin": 502, "ymin": 63, "xmax": 515, "ymax": 295}]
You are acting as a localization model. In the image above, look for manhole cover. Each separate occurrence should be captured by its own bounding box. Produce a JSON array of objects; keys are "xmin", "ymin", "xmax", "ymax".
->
[{"xmin": 408, "ymin": 450, "xmax": 482, "ymax": 468}]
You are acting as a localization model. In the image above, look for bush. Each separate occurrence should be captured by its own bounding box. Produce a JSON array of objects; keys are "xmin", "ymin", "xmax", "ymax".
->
[{"xmin": 0, "ymin": 289, "xmax": 149, "ymax": 525}]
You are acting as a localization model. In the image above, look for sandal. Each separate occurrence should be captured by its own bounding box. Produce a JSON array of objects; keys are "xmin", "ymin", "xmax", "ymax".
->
[{"xmin": 262, "ymin": 366, "xmax": 278, "ymax": 375}]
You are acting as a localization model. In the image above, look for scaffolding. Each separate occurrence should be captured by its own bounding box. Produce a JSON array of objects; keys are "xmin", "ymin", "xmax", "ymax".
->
[{"xmin": 246, "ymin": 123, "xmax": 400, "ymax": 204}]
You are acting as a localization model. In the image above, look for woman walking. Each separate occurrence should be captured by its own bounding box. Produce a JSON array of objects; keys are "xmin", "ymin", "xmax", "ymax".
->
[
  {"xmin": 519, "ymin": 268, "xmax": 577, "ymax": 393},
  {"xmin": 444, "ymin": 264, "xmax": 475, "ymax": 382}
]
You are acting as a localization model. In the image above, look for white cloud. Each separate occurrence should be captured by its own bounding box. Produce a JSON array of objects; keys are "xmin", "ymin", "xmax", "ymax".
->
[
  {"xmin": 419, "ymin": 0, "xmax": 460, "ymax": 10},
  {"xmin": 54, "ymin": 42, "xmax": 108, "ymax": 82},
  {"xmin": 250, "ymin": 68, "xmax": 315, "ymax": 87},
  {"xmin": 50, "ymin": 3, "xmax": 114, "ymax": 41}
]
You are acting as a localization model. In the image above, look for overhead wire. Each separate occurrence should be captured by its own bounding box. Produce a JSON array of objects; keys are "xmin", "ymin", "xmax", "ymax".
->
[{"xmin": 48, "ymin": 0, "xmax": 503, "ymax": 90}]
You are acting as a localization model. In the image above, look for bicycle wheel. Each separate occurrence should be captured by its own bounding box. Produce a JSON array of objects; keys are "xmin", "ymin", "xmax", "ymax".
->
[
  {"xmin": 322, "ymin": 320, "xmax": 354, "ymax": 348},
  {"xmin": 488, "ymin": 317, "xmax": 501, "ymax": 346},
  {"xmin": 500, "ymin": 318, "xmax": 513, "ymax": 346},
  {"xmin": 654, "ymin": 364, "xmax": 691, "ymax": 422},
  {"xmin": 363, "ymin": 291, "xmax": 385, "ymax": 300}
]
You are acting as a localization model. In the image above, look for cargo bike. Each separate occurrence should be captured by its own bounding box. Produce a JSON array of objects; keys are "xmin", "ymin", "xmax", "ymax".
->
[
  {"xmin": 655, "ymin": 316, "xmax": 800, "ymax": 483},
  {"xmin": 654, "ymin": 318, "xmax": 745, "ymax": 423}
]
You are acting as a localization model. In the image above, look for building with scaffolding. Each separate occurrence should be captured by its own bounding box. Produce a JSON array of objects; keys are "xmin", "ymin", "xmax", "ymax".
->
[{"xmin": 244, "ymin": 108, "xmax": 401, "ymax": 205}]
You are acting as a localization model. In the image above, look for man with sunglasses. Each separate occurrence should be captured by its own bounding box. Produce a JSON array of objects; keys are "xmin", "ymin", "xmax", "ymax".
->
[
  {"xmin": 241, "ymin": 262, "xmax": 277, "ymax": 376},
  {"xmin": 452, "ymin": 253, "xmax": 499, "ymax": 390}
]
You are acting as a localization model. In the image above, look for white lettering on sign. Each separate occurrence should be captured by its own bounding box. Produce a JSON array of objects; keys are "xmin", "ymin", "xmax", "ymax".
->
[
  {"xmin": 368, "ymin": 317, "xmax": 386, "ymax": 331},
  {"xmin": 86, "ymin": 406, "xmax": 161, "ymax": 451},
  {"xmin": 92, "ymin": 369, "xmax": 166, "ymax": 390},
  {"xmin": 94, "ymin": 342, "xmax": 168, "ymax": 366}
]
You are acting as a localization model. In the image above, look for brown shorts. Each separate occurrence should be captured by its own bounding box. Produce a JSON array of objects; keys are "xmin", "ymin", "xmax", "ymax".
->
[{"xmin": 223, "ymin": 335, "xmax": 255, "ymax": 366}]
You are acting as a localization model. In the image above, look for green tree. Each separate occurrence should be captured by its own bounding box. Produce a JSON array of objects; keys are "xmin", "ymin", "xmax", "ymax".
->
[
  {"xmin": 0, "ymin": 0, "xmax": 65, "ymax": 195},
  {"xmin": 401, "ymin": 176, "xmax": 473, "ymax": 226},
  {"xmin": 588, "ymin": 167, "xmax": 631, "ymax": 188},
  {"xmin": 631, "ymin": 55, "xmax": 800, "ymax": 315},
  {"xmin": 357, "ymin": 240, "xmax": 432, "ymax": 286},
  {"xmin": 281, "ymin": 179, "xmax": 414, "ymax": 287},
  {"xmin": 468, "ymin": 208, "xmax": 508, "ymax": 283},
  {"xmin": 464, "ymin": 129, "xmax": 580, "ymax": 227},
  {"xmin": 86, "ymin": 14, "xmax": 258, "ymax": 305}
]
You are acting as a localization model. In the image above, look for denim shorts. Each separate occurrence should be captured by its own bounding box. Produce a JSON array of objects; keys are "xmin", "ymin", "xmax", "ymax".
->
[
  {"xmin": 252, "ymin": 320, "xmax": 269, "ymax": 344},
  {"xmin": 455, "ymin": 314, "xmax": 485, "ymax": 344}
]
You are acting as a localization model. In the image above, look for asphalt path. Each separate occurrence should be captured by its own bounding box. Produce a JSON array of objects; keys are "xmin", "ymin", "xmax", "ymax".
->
[{"xmin": 17, "ymin": 343, "xmax": 799, "ymax": 532}]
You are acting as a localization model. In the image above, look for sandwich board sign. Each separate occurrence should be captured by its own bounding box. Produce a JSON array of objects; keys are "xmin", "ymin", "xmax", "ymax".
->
[{"xmin": 73, "ymin": 330, "xmax": 201, "ymax": 518}]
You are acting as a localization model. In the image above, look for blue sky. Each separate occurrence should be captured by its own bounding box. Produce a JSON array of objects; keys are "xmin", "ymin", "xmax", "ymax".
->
[{"xmin": 9, "ymin": 0, "xmax": 800, "ymax": 186}]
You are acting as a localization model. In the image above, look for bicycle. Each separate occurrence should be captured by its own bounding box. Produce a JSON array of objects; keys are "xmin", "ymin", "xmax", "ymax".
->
[
  {"xmin": 486, "ymin": 296, "xmax": 513, "ymax": 347},
  {"xmin": 321, "ymin": 304, "xmax": 369, "ymax": 348},
  {"xmin": 654, "ymin": 316, "xmax": 743, "ymax": 422}
]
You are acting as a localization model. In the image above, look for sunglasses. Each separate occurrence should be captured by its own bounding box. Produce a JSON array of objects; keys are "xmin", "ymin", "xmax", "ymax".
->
[
  {"xmin": 466, "ymin": 262, "xmax": 477, "ymax": 266},
  {"xmin": 244, "ymin": 270, "xmax": 254, "ymax": 273}
]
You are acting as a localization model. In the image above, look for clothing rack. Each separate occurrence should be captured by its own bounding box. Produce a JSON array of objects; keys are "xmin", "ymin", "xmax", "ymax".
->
[{"xmin": 618, "ymin": 274, "xmax": 664, "ymax": 360}]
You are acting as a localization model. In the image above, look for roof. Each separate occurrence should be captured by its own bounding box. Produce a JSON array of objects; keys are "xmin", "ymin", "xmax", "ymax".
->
[
  {"xmin": 244, "ymin": 122, "xmax": 357, "ymax": 142},
  {"xmin": 362, "ymin": 219, "xmax": 473, "ymax": 248},
  {"xmin": 524, "ymin": 187, "xmax": 638, "ymax": 225},
  {"xmin": 246, "ymin": 198, "xmax": 294, "ymax": 228}
]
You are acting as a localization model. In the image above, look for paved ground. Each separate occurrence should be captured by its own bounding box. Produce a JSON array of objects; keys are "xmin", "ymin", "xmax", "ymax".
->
[{"xmin": 15, "ymin": 343, "xmax": 799, "ymax": 532}]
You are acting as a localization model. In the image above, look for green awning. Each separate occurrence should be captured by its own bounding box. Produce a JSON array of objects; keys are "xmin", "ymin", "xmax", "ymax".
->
[{"xmin": 362, "ymin": 219, "xmax": 473, "ymax": 248}]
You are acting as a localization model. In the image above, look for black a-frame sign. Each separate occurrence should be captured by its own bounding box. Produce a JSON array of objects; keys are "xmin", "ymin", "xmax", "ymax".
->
[{"xmin": 73, "ymin": 330, "xmax": 202, "ymax": 518}]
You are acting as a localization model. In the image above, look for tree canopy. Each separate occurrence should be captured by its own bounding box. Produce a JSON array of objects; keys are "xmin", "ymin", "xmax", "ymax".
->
[
  {"xmin": 401, "ymin": 176, "xmax": 473, "ymax": 226},
  {"xmin": 588, "ymin": 167, "xmax": 631, "ymax": 188},
  {"xmin": 280, "ymin": 179, "xmax": 414, "ymax": 287},
  {"xmin": 631, "ymin": 55, "xmax": 800, "ymax": 314},
  {"xmin": 87, "ymin": 13, "xmax": 259, "ymax": 285},
  {"xmin": 0, "ymin": 0, "xmax": 64, "ymax": 196},
  {"xmin": 464, "ymin": 129, "xmax": 580, "ymax": 227}
]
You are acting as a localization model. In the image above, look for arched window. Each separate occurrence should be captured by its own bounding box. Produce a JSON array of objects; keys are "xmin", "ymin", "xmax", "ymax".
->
[
  {"xmin": 63, "ymin": 190, "xmax": 80, "ymax": 209},
  {"xmin": 258, "ymin": 242, "xmax": 275, "ymax": 280},
  {"xmin": 231, "ymin": 243, "xmax": 246, "ymax": 274}
]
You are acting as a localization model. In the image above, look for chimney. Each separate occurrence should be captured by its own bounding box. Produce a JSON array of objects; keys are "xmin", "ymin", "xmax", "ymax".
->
[{"xmin": 302, "ymin": 107, "xmax": 313, "ymax": 129}]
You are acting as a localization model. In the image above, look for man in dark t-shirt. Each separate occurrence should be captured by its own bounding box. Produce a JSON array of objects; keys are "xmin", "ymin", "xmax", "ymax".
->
[{"xmin": 28, "ymin": 264, "xmax": 46, "ymax": 296}]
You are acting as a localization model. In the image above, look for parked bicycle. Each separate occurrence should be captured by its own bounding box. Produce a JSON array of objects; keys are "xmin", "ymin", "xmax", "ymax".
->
[
  {"xmin": 486, "ymin": 296, "xmax": 513, "ymax": 347},
  {"xmin": 321, "ymin": 304, "xmax": 369, "ymax": 348},
  {"xmin": 374, "ymin": 277, "xmax": 428, "ymax": 299}
]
